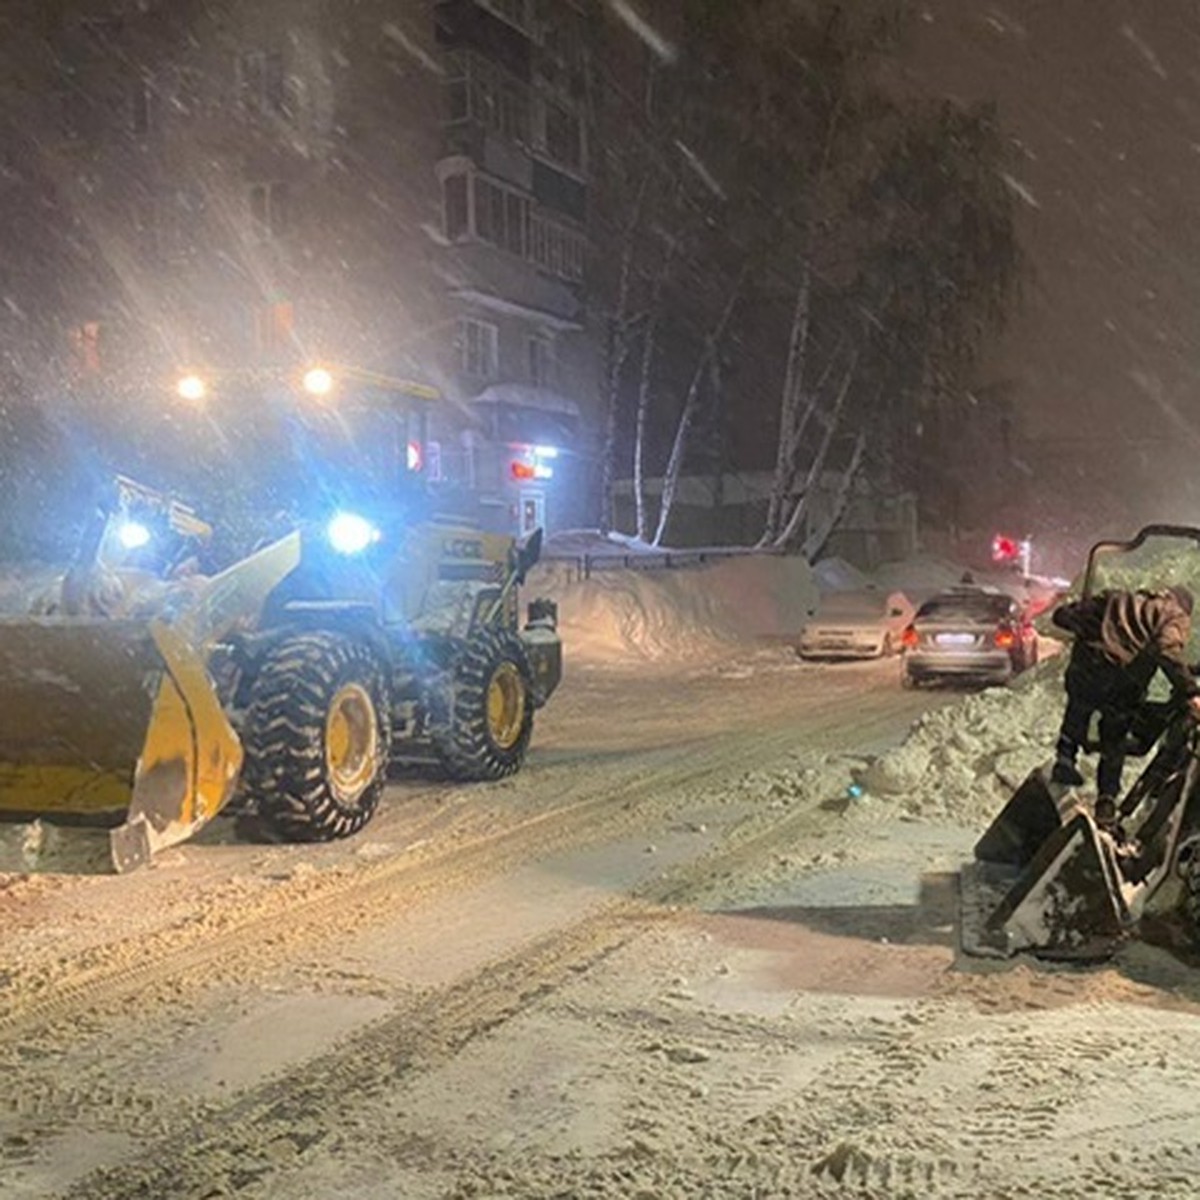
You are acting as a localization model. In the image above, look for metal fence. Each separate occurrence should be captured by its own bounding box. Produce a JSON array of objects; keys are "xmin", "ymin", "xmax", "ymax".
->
[{"xmin": 541, "ymin": 544, "xmax": 786, "ymax": 583}]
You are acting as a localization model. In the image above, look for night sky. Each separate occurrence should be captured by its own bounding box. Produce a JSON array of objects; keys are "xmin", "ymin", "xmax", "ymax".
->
[{"xmin": 906, "ymin": 1, "xmax": 1200, "ymax": 535}]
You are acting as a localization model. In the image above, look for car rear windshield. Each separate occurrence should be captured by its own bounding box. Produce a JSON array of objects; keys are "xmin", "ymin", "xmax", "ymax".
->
[{"xmin": 916, "ymin": 593, "xmax": 1013, "ymax": 623}]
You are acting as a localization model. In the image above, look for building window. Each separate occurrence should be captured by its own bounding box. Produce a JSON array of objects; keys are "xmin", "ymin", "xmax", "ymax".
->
[
  {"xmin": 536, "ymin": 99, "xmax": 584, "ymax": 173},
  {"xmin": 425, "ymin": 440, "xmax": 443, "ymax": 483},
  {"xmin": 446, "ymin": 62, "xmax": 470, "ymax": 124},
  {"xmin": 131, "ymin": 77, "xmax": 153, "ymax": 136},
  {"xmin": 159, "ymin": 189, "xmax": 201, "ymax": 262},
  {"xmin": 237, "ymin": 50, "xmax": 287, "ymax": 115},
  {"xmin": 478, "ymin": 0, "xmax": 532, "ymax": 36},
  {"xmin": 444, "ymin": 173, "xmax": 469, "ymax": 241},
  {"xmin": 445, "ymin": 52, "xmax": 530, "ymax": 144},
  {"xmin": 132, "ymin": 196, "xmax": 158, "ymax": 256},
  {"xmin": 458, "ymin": 318, "xmax": 499, "ymax": 380},
  {"xmin": 249, "ymin": 182, "xmax": 289, "ymax": 239},
  {"xmin": 55, "ymin": 86, "xmax": 85, "ymax": 142},
  {"xmin": 528, "ymin": 334, "xmax": 554, "ymax": 387},
  {"xmin": 475, "ymin": 176, "xmax": 528, "ymax": 256}
]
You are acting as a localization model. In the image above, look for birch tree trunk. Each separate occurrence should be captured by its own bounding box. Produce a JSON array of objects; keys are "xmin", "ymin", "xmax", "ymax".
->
[
  {"xmin": 802, "ymin": 433, "xmax": 865, "ymax": 561},
  {"xmin": 760, "ymin": 266, "xmax": 812, "ymax": 545},
  {"xmin": 651, "ymin": 270, "xmax": 746, "ymax": 547},
  {"xmin": 597, "ymin": 177, "xmax": 649, "ymax": 532},
  {"xmin": 632, "ymin": 312, "xmax": 658, "ymax": 542},
  {"xmin": 772, "ymin": 355, "xmax": 857, "ymax": 550},
  {"xmin": 633, "ymin": 238, "xmax": 677, "ymax": 541}
]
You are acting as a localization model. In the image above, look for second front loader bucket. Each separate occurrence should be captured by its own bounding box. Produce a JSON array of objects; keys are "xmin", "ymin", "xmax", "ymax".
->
[
  {"xmin": 0, "ymin": 617, "xmax": 242, "ymax": 874},
  {"xmin": 960, "ymin": 767, "xmax": 1130, "ymax": 960}
]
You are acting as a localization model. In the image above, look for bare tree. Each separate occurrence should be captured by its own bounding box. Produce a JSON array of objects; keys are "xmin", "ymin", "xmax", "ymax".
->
[
  {"xmin": 631, "ymin": 234, "xmax": 680, "ymax": 541},
  {"xmin": 652, "ymin": 267, "xmax": 746, "ymax": 546},
  {"xmin": 596, "ymin": 176, "xmax": 649, "ymax": 533},
  {"xmin": 760, "ymin": 266, "xmax": 812, "ymax": 545},
  {"xmin": 802, "ymin": 431, "xmax": 866, "ymax": 560},
  {"xmin": 769, "ymin": 349, "xmax": 858, "ymax": 551}
]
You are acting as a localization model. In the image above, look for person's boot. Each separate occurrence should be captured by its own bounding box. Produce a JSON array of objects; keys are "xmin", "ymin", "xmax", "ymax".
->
[
  {"xmin": 1051, "ymin": 753, "xmax": 1084, "ymax": 788},
  {"xmin": 1094, "ymin": 794, "xmax": 1122, "ymax": 839}
]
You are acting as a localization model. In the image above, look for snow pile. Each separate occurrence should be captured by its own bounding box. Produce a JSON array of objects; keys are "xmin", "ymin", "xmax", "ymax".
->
[
  {"xmin": 861, "ymin": 542, "xmax": 1200, "ymax": 826},
  {"xmin": 526, "ymin": 555, "xmax": 818, "ymax": 662},
  {"xmin": 871, "ymin": 554, "xmax": 978, "ymax": 599},
  {"xmin": 527, "ymin": 562, "xmax": 735, "ymax": 661},
  {"xmin": 0, "ymin": 566, "xmax": 57, "ymax": 615},
  {"xmin": 864, "ymin": 657, "xmax": 1069, "ymax": 825},
  {"xmin": 812, "ymin": 556, "xmax": 870, "ymax": 593}
]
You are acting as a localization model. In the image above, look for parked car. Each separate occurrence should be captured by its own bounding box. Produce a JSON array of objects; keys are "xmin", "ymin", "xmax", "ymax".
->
[
  {"xmin": 901, "ymin": 586, "xmax": 1038, "ymax": 687},
  {"xmin": 797, "ymin": 590, "xmax": 915, "ymax": 660}
]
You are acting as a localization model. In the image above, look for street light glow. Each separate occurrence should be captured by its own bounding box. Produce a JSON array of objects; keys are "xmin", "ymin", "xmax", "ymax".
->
[
  {"xmin": 302, "ymin": 366, "xmax": 335, "ymax": 396},
  {"xmin": 176, "ymin": 373, "xmax": 207, "ymax": 402}
]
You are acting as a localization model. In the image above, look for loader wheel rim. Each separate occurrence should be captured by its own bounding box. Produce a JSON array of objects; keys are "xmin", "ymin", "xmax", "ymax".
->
[
  {"xmin": 486, "ymin": 662, "xmax": 527, "ymax": 751},
  {"xmin": 325, "ymin": 684, "xmax": 378, "ymax": 805}
]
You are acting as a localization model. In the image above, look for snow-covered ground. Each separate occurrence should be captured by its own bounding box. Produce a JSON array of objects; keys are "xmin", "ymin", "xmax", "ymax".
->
[
  {"xmin": 4, "ymin": 548, "xmax": 1200, "ymax": 1199},
  {"xmin": 3, "ymin": 640, "xmax": 1199, "ymax": 1200}
]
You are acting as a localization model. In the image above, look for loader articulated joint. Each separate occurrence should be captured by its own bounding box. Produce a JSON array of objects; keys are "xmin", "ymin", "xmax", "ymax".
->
[
  {"xmin": 527, "ymin": 597, "xmax": 557, "ymax": 632},
  {"xmin": 521, "ymin": 597, "xmax": 562, "ymax": 708}
]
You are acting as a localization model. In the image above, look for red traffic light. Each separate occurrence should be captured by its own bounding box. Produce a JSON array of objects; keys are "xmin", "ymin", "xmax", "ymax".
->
[{"xmin": 992, "ymin": 534, "xmax": 1019, "ymax": 562}]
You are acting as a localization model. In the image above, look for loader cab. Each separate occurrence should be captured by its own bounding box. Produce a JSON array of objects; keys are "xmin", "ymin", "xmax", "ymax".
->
[{"xmin": 269, "ymin": 383, "xmax": 433, "ymax": 520}]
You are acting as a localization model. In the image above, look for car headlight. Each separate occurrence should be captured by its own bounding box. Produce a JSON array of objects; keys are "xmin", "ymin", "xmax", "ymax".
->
[
  {"xmin": 116, "ymin": 520, "xmax": 152, "ymax": 551},
  {"xmin": 327, "ymin": 512, "xmax": 380, "ymax": 556}
]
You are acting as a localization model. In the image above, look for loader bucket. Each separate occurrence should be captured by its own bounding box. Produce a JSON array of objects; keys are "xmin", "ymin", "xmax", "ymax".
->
[
  {"xmin": 0, "ymin": 618, "xmax": 243, "ymax": 874},
  {"xmin": 974, "ymin": 769, "xmax": 1067, "ymax": 869},
  {"xmin": 0, "ymin": 533, "xmax": 305, "ymax": 873},
  {"xmin": 960, "ymin": 767, "xmax": 1131, "ymax": 960}
]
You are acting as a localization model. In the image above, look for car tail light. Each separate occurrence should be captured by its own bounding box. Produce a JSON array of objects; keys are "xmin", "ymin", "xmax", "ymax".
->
[
  {"xmin": 994, "ymin": 628, "xmax": 1016, "ymax": 649},
  {"xmin": 901, "ymin": 625, "xmax": 919, "ymax": 650}
]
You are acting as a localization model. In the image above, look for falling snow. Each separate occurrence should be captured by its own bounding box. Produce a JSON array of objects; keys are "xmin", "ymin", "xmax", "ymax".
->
[
  {"xmin": 1121, "ymin": 24, "xmax": 1168, "ymax": 80},
  {"xmin": 1000, "ymin": 171, "xmax": 1040, "ymax": 210},
  {"xmin": 606, "ymin": 0, "xmax": 678, "ymax": 64}
]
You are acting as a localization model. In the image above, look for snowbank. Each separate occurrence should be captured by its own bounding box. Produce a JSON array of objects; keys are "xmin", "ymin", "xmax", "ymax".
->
[
  {"xmin": 527, "ymin": 554, "xmax": 818, "ymax": 662},
  {"xmin": 812, "ymin": 556, "xmax": 870, "ymax": 593},
  {"xmin": 0, "ymin": 566, "xmax": 57, "ymax": 616},
  {"xmin": 871, "ymin": 554, "xmax": 978, "ymax": 599},
  {"xmin": 861, "ymin": 657, "xmax": 1070, "ymax": 825}
]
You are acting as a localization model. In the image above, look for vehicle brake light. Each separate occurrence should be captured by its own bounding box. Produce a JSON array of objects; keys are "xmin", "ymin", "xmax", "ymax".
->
[
  {"xmin": 995, "ymin": 628, "xmax": 1016, "ymax": 649},
  {"xmin": 901, "ymin": 625, "xmax": 919, "ymax": 650}
]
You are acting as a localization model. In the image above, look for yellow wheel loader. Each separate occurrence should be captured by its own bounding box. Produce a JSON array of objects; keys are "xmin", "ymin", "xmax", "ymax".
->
[
  {"xmin": 961, "ymin": 525, "xmax": 1200, "ymax": 960},
  {"xmin": 0, "ymin": 477, "xmax": 562, "ymax": 873}
]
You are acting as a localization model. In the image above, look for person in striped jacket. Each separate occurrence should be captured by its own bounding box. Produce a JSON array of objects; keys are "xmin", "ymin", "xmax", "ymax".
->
[{"xmin": 1051, "ymin": 585, "xmax": 1200, "ymax": 828}]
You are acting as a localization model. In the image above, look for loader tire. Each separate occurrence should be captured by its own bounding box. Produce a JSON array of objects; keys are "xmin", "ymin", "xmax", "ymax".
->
[
  {"xmin": 432, "ymin": 627, "xmax": 534, "ymax": 782},
  {"xmin": 242, "ymin": 633, "xmax": 391, "ymax": 841}
]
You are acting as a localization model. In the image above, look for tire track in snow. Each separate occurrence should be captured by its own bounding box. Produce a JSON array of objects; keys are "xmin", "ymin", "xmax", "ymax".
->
[{"xmin": 39, "ymin": 692, "xmax": 930, "ymax": 1198}]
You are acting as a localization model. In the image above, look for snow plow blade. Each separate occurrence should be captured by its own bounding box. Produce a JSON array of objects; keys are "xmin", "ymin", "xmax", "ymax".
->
[
  {"xmin": 960, "ymin": 768, "xmax": 1129, "ymax": 960},
  {"xmin": 0, "ymin": 619, "xmax": 242, "ymax": 874}
]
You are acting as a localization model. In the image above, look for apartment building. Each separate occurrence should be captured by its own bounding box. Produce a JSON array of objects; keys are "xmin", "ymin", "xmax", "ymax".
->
[
  {"xmin": 434, "ymin": 0, "xmax": 596, "ymax": 534},
  {"xmin": 3, "ymin": 0, "xmax": 600, "ymax": 534}
]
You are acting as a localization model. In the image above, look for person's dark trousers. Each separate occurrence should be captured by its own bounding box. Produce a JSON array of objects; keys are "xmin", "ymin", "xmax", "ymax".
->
[{"xmin": 1055, "ymin": 646, "xmax": 1146, "ymax": 797}]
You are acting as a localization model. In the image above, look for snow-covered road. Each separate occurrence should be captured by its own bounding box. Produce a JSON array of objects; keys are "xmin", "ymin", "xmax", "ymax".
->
[{"xmin": 3, "ymin": 650, "xmax": 1200, "ymax": 1199}]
